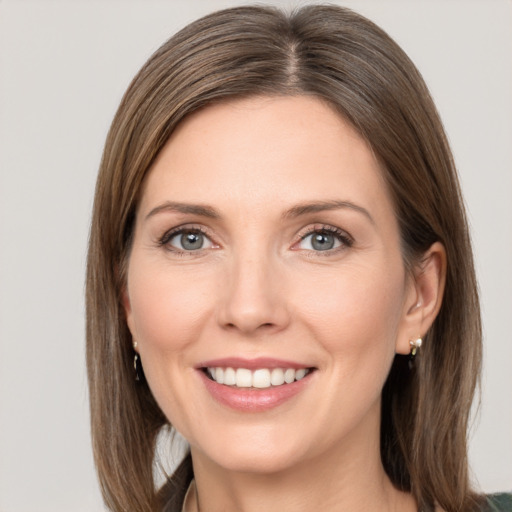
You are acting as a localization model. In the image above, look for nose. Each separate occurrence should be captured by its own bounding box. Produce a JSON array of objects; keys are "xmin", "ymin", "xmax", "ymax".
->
[{"xmin": 216, "ymin": 251, "xmax": 290, "ymax": 336}]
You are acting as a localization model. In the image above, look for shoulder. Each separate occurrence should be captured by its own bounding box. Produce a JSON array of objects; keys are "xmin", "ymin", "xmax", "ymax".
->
[{"xmin": 483, "ymin": 493, "xmax": 512, "ymax": 511}]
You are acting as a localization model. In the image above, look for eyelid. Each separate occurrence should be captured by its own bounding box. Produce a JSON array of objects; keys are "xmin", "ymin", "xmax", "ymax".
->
[
  {"xmin": 292, "ymin": 224, "xmax": 354, "ymax": 252},
  {"xmin": 156, "ymin": 222, "xmax": 353, "ymax": 255},
  {"xmin": 158, "ymin": 224, "xmax": 219, "ymax": 252}
]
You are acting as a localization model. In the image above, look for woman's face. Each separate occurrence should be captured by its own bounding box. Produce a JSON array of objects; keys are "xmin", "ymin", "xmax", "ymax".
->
[{"xmin": 124, "ymin": 96, "xmax": 419, "ymax": 474}]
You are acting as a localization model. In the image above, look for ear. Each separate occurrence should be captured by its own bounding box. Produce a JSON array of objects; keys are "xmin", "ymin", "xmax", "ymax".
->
[
  {"xmin": 396, "ymin": 242, "xmax": 447, "ymax": 355},
  {"xmin": 122, "ymin": 285, "xmax": 138, "ymax": 348}
]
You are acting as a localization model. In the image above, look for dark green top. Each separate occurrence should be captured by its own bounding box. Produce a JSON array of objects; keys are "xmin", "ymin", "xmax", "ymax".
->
[{"xmin": 486, "ymin": 493, "xmax": 512, "ymax": 511}]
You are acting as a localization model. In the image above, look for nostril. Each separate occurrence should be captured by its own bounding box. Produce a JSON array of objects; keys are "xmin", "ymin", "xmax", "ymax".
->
[{"xmin": 224, "ymin": 321, "xmax": 274, "ymax": 331}]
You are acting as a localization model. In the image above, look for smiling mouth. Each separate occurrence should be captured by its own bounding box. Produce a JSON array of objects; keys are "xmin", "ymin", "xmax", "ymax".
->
[{"xmin": 203, "ymin": 367, "xmax": 315, "ymax": 389}]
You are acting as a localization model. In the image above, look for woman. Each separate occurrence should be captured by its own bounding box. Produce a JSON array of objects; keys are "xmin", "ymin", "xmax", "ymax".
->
[{"xmin": 86, "ymin": 5, "xmax": 511, "ymax": 512}]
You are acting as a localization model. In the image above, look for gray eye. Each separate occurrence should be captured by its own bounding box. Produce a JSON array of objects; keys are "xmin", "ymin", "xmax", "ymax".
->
[
  {"xmin": 299, "ymin": 232, "xmax": 341, "ymax": 251},
  {"xmin": 311, "ymin": 233, "xmax": 335, "ymax": 251},
  {"xmin": 169, "ymin": 231, "xmax": 212, "ymax": 251},
  {"xmin": 182, "ymin": 232, "xmax": 203, "ymax": 250}
]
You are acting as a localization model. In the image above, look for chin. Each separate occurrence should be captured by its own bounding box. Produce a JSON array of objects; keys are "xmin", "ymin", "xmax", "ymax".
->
[
  {"xmin": 189, "ymin": 425, "xmax": 312, "ymax": 475},
  {"xmin": 204, "ymin": 447, "xmax": 303, "ymax": 475}
]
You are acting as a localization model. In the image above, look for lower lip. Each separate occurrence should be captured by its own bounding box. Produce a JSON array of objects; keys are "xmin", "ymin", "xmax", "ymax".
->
[{"xmin": 198, "ymin": 370, "xmax": 313, "ymax": 412}]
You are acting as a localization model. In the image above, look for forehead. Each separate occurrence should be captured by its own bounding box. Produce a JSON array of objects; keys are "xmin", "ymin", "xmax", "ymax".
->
[{"xmin": 139, "ymin": 95, "xmax": 393, "ymax": 221}]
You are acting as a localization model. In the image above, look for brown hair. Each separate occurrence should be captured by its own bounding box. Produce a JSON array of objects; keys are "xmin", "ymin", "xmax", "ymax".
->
[{"xmin": 86, "ymin": 5, "xmax": 482, "ymax": 511}]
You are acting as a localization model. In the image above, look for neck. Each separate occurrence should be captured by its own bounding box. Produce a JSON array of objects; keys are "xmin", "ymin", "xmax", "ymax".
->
[{"xmin": 187, "ymin": 412, "xmax": 417, "ymax": 512}]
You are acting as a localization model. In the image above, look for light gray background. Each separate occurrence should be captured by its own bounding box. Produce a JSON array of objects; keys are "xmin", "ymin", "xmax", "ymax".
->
[{"xmin": 0, "ymin": 1, "xmax": 510, "ymax": 510}]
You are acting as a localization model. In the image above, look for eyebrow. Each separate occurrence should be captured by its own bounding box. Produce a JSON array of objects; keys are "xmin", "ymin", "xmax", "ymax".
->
[
  {"xmin": 282, "ymin": 200, "xmax": 375, "ymax": 224},
  {"xmin": 145, "ymin": 201, "xmax": 220, "ymax": 221},
  {"xmin": 145, "ymin": 199, "xmax": 374, "ymax": 224}
]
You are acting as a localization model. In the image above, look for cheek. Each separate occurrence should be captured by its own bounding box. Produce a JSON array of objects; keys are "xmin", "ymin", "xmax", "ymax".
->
[
  {"xmin": 125, "ymin": 259, "xmax": 216, "ymax": 426},
  {"xmin": 126, "ymin": 259, "xmax": 215, "ymax": 352},
  {"xmin": 294, "ymin": 262, "xmax": 405, "ymax": 360}
]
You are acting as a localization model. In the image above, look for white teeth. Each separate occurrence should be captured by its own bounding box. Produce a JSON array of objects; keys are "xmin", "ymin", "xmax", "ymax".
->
[
  {"xmin": 252, "ymin": 369, "xmax": 271, "ymax": 388},
  {"xmin": 206, "ymin": 366, "xmax": 310, "ymax": 388},
  {"xmin": 223, "ymin": 367, "xmax": 236, "ymax": 386},
  {"xmin": 295, "ymin": 368, "xmax": 307, "ymax": 380},
  {"xmin": 215, "ymin": 367, "xmax": 224, "ymax": 385},
  {"xmin": 270, "ymin": 368, "xmax": 285, "ymax": 386},
  {"xmin": 284, "ymin": 368, "xmax": 295, "ymax": 384},
  {"xmin": 236, "ymin": 368, "xmax": 252, "ymax": 388}
]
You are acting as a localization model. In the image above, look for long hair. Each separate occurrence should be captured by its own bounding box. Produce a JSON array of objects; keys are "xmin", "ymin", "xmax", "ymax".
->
[{"xmin": 86, "ymin": 5, "xmax": 482, "ymax": 511}]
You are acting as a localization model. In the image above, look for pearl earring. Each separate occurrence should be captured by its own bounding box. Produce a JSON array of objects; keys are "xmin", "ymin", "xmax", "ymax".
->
[
  {"xmin": 409, "ymin": 337, "xmax": 422, "ymax": 357},
  {"xmin": 133, "ymin": 340, "xmax": 143, "ymax": 382}
]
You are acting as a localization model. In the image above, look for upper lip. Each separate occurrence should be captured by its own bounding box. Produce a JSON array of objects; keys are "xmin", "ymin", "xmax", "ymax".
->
[{"xmin": 196, "ymin": 357, "xmax": 314, "ymax": 370}]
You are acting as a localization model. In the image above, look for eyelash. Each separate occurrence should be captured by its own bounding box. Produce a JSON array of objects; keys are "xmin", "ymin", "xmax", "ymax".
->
[
  {"xmin": 295, "ymin": 225, "xmax": 354, "ymax": 255},
  {"xmin": 157, "ymin": 224, "xmax": 353, "ymax": 255},
  {"xmin": 158, "ymin": 225, "xmax": 215, "ymax": 256}
]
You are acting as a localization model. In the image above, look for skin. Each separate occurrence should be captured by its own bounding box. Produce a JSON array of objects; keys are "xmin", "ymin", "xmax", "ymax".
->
[{"xmin": 124, "ymin": 96, "xmax": 445, "ymax": 512}]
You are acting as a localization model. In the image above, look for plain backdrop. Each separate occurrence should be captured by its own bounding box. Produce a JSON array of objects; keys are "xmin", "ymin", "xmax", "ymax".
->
[{"xmin": 0, "ymin": 0, "xmax": 511, "ymax": 510}]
